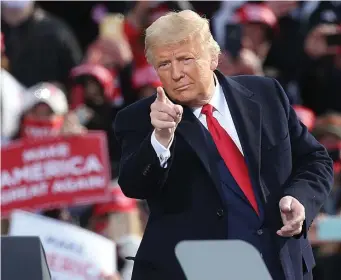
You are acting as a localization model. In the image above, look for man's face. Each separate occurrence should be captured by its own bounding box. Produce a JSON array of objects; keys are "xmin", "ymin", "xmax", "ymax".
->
[{"xmin": 152, "ymin": 39, "xmax": 217, "ymax": 107}]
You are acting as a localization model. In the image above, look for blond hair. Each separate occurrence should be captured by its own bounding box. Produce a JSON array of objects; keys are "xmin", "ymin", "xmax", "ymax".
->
[{"xmin": 145, "ymin": 10, "xmax": 221, "ymax": 65}]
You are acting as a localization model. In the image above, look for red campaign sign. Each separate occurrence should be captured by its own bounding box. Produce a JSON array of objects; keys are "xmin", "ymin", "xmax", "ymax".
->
[{"xmin": 1, "ymin": 132, "xmax": 111, "ymax": 218}]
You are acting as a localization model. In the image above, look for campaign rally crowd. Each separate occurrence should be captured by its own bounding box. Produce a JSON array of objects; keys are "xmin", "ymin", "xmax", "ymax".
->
[{"xmin": 1, "ymin": 1, "xmax": 341, "ymax": 280}]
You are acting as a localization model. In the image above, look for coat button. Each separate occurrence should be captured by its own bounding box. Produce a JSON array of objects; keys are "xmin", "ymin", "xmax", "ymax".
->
[
  {"xmin": 143, "ymin": 164, "xmax": 151, "ymax": 176},
  {"xmin": 216, "ymin": 209, "xmax": 224, "ymax": 218},
  {"xmin": 257, "ymin": 229, "xmax": 263, "ymax": 235}
]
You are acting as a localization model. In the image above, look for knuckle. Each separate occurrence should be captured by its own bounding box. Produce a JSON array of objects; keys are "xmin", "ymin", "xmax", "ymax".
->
[{"xmin": 150, "ymin": 113, "xmax": 156, "ymax": 121}]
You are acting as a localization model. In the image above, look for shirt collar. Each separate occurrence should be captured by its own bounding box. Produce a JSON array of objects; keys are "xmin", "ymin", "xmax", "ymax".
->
[{"xmin": 192, "ymin": 74, "xmax": 224, "ymax": 118}]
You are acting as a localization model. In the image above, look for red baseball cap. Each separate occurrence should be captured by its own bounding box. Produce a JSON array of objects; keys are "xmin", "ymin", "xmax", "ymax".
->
[
  {"xmin": 70, "ymin": 63, "xmax": 123, "ymax": 108},
  {"xmin": 234, "ymin": 3, "xmax": 278, "ymax": 29}
]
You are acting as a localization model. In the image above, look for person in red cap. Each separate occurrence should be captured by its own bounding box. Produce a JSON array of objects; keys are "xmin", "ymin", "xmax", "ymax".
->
[
  {"xmin": 17, "ymin": 82, "xmax": 70, "ymax": 139},
  {"xmin": 234, "ymin": 3, "xmax": 278, "ymax": 61},
  {"xmin": 69, "ymin": 63, "xmax": 123, "ymax": 178},
  {"xmin": 8, "ymin": 82, "xmax": 85, "ymax": 224},
  {"xmin": 217, "ymin": 3, "xmax": 278, "ymax": 78}
]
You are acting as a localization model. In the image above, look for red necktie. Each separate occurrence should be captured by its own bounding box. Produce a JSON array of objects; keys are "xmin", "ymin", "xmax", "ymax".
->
[{"xmin": 201, "ymin": 104, "xmax": 259, "ymax": 215}]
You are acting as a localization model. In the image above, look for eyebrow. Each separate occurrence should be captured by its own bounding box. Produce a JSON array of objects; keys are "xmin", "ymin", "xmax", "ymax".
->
[
  {"xmin": 158, "ymin": 54, "xmax": 193, "ymax": 63},
  {"xmin": 177, "ymin": 54, "xmax": 192, "ymax": 59},
  {"xmin": 158, "ymin": 59, "xmax": 171, "ymax": 66}
]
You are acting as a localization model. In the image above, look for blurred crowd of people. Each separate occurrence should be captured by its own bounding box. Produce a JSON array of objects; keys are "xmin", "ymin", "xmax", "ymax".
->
[{"xmin": 1, "ymin": 1, "xmax": 340, "ymax": 280}]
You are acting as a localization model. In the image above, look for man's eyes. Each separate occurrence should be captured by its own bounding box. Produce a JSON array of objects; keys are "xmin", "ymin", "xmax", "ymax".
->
[
  {"xmin": 183, "ymin": 57, "xmax": 194, "ymax": 64},
  {"xmin": 158, "ymin": 57, "xmax": 194, "ymax": 68}
]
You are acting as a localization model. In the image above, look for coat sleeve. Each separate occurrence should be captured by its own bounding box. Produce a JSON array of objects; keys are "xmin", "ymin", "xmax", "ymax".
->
[
  {"xmin": 114, "ymin": 108, "xmax": 175, "ymax": 199},
  {"xmin": 272, "ymin": 78, "xmax": 334, "ymax": 238}
]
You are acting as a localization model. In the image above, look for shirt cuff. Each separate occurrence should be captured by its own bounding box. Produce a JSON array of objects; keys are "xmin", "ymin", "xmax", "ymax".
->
[{"xmin": 151, "ymin": 130, "xmax": 173, "ymax": 167}]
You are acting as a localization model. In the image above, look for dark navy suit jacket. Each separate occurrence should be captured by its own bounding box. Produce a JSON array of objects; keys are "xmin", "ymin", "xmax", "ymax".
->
[{"xmin": 114, "ymin": 72, "xmax": 333, "ymax": 280}]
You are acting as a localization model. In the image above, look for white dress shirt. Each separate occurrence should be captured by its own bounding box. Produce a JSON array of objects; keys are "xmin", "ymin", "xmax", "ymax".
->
[{"xmin": 151, "ymin": 76, "xmax": 244, "ymax": 166}]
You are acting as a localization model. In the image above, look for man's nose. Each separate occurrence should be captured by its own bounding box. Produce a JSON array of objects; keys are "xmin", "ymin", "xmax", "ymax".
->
[{"xmin": 171, "ymin": 62, "xmax": 184, "ymax": 81}]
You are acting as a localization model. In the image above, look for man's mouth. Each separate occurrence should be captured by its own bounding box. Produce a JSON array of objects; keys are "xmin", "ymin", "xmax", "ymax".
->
[{"xmin": 175, "ymin": 84, "xmax": 191, "ymax": 91}]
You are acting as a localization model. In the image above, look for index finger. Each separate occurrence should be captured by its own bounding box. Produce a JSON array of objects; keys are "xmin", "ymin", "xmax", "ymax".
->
[
  {"xmin": 156, "ymin": 87, "xmax": 167, "ymax": 103},
  {"xmin": 283, "ymin": 211, "xmax": 305, "ymax": 229}
]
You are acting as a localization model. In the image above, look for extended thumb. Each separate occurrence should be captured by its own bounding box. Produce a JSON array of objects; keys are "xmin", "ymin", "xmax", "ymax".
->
[
  {"xmin": 279, "ymin": 197, "xmax": 292, "ymax": 212},
  {"xmin": 156, "ymin": 87, "xmax": 167, "ymax": 103}
]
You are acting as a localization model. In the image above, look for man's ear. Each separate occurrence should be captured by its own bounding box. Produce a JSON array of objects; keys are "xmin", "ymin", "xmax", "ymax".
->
[{"xmin": 210, "ymin": 54, "xmax": 219, "ymax": 71}]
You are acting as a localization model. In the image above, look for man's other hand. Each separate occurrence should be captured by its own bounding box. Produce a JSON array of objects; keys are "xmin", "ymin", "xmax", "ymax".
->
[{"xmin": 277, "ymin": 196, "xmax": 305, "ymax": 237}]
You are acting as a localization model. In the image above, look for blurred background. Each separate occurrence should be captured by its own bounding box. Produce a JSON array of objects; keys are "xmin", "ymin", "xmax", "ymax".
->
[{"xmin": 1, "ymin": 1, "xmax": 341, "ymax": 280}]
